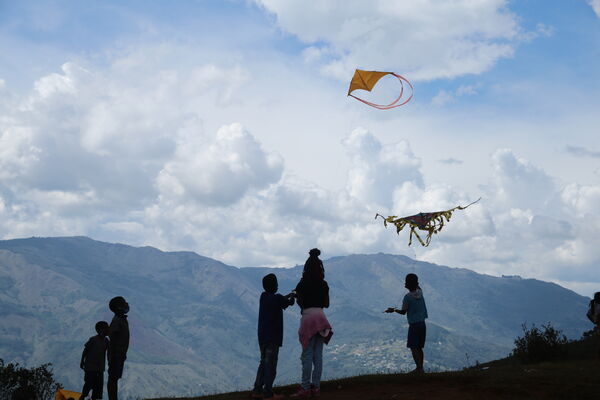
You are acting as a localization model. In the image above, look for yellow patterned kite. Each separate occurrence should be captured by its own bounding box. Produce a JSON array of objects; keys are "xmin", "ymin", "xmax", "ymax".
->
[
  {"xmin": 375, "ymin": 198, "xmax": 481, "ymax": 246},
  {"xmin": 348, "ymin": 69, "xmax": 413, "ymax": 109}
]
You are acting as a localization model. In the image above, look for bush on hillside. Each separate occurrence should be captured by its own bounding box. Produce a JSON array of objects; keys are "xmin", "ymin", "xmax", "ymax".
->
[
  {"xmin": 511, "ymin": 323, "xmax": 569, "ymax": 364},
  {"xmin": 0, "ymin": 358, "xmax": 62, "ymax": 400},
  {"xmin": 581, "ymin": 329, "xmax": 597, "ymax": 339}
]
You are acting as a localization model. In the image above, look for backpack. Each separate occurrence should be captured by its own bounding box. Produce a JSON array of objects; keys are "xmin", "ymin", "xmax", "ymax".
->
[{"xmin": 587, "ymin": 300, "xmax": 597, "ymax": 323}]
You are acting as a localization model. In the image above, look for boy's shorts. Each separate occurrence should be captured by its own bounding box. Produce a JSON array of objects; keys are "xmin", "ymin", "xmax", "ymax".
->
[
  {"xmin": 407, "ymin": 321, "xmax": 426, "ymax": 349},
  {"xmin": 108, "ymin": 353, "xmax": 126, "ymax": 379},
  {"xmin": 84, "ymin": 371, "xmax": 104, "ymax": 399}
]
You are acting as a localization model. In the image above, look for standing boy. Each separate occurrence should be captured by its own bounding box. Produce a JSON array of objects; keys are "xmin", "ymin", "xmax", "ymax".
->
[
  {"xmin": 79, "ymin": 321, "xmax": 110, "ymax": 400},
  {"xmin": 385, "ymin": 273, "xmax": 428, "ymax": 373},
  {"xmin": 252, "ymin": 274, "xmax": 295, "ymax": 400},
  {"xmin": 107, "ymin": 296, "xmax": 130, "ymax": 400}
]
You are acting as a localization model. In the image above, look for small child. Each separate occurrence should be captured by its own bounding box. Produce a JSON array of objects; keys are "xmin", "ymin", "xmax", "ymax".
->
[
  {"xmin": 107, "ymin": 296, "xmax": 130, "ymax": 400},
  {"xmin": 79, "ymin": 321, "xmax": 110, "ymax": 400},
  {"xmin": 251, "ymin": 274, "xmax": 295, "ymax": 400},
  {"xmin": 385, "ymin": 273, "xmax": 428, "ymax": 373}
]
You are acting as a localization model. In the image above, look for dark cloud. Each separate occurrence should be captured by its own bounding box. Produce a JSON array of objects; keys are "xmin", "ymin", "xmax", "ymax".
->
[{"xmin": 565, "ymin": 145, "xmax": 600, "ymax": 159}]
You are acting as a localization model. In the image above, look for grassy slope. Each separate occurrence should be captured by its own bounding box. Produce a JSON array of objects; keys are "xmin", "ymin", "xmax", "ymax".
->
[{"xmin": 149, "ymin": 336, "xmax": 600, "ymax": 400}]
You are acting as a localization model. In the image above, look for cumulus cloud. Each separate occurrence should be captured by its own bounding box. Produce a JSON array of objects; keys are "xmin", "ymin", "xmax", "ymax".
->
[
  {"xmin": 1, "ymin": 43, "xmax": 599, "ymax": 296},
  {"xmin": 414, "ymin": 149, "xmax": 600, "ymax": 291},
  {"xmin": 0, "ymin": 48, "xmax": 267, "ymax": 234},
  {"xmin": 560, "ymin": 183, "xmax": 600, "ymax": 217},
  {"xmin": 342, "ymin": 128, "xmax": 423, "ymax": 209},
  {"xmin": 157, "ymin": 123, "xmax": 283, "ymax": 206},
  {"xmin": 256, "ymin": 0, "xmax": 520, "ymax": 80},
  {"xmin": 488, "ymin": 148, "xmax": 555, "ymax": 211}
]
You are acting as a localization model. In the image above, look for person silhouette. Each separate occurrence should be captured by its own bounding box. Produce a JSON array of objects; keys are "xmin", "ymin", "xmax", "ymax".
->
[
  {"xmin": 291, "ymin": 248, "xmax": 332, "ymax": 399},
  {"xmin": 385, "ymin": 273, "xmax": 428, "ymax": 373},
  {"xmin": 251, "ymin": 273, "xmax": 295, "ymax": 400},
  {"xmin": 79, "ymin": 321, "xmax": 110, "ymax": 400},
  {"xmin": 107, "ymin": 296, "xmax": 130, "ymax": 400}
]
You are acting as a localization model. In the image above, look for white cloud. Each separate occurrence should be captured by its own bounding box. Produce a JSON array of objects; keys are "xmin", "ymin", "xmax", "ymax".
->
[
  {"xmin": 156, "ymin": 123, "xmax": 283, "ymax": 206},
  {"xmin": 342, "ymin": 128, "xmax": 423, "ymax": 208},
  {"xmin": 488, "ymin": 148, "xmax": 555, "ymax": 211},
  {"xmin": 256, "ymin": 0, "xmax": 520, "ymax": 80},
  {"xmin": 560, "ymin": 183, "xmax": 600, "ymax": 217},
  {"xmin": 0, "ymin": 42, "xmax": 599, "ymax": 297},
  {"xmin": 589, "ymin": 0, "xmax": 600, "ymax": 18}
]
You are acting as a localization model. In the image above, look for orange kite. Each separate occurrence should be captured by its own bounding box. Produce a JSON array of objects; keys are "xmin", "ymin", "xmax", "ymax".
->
[{"xmin": 347, "ymin": 69, "xmax": 413, "ymax": 109}]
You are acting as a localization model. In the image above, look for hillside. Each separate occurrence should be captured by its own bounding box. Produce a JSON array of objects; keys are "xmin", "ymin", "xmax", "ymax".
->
[
  {"xmin": 149, "ymin": 337, "xmax": 600, "ymax": 400},
  {"xmin": 0, "ymin": 236, "xmax": 593, "ymax": 399},
  {"xmin": 147, "ymin": 358, "xmax": 600, "ymax": 400}
]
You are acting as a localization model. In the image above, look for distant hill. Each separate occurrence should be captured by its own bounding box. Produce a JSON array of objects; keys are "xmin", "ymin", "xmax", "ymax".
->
[{"xmin": 0, "ymin": 237, "xmax": 591, "ymax": 399}]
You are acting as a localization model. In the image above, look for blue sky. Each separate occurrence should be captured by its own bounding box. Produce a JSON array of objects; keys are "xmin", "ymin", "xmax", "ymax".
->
[{"xmin": 0, "ymin": 0, "xmax": 599, "ymax": 295}]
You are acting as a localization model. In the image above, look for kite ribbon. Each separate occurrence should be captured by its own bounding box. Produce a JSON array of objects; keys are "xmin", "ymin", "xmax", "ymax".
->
[{"xmin": 348, "ymin": 73, "xmax": 413, "ymax": 110}]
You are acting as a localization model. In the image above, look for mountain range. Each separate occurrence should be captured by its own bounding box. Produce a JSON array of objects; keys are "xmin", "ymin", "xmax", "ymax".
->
[{"xmin": 0, "ymin": 237, "xmax": 591, "ymax": 399}]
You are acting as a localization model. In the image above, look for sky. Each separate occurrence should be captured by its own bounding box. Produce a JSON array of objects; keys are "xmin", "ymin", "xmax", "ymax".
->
[{"xmin": 0, "ymin": 0, "xmax": 599, "ymax": 296}]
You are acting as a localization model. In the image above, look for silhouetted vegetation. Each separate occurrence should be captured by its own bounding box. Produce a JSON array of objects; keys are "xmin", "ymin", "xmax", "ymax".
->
[
  {"xmin": 511, "ymin": 323, "xmax": 568, "ymax": 363},
  {"xmin": 0, "ymin": 358, "xmax": 62, "ymax": 400},
  {"xmin": 581, "ymin": 328, "xmax": 596, "ymax": 339}
]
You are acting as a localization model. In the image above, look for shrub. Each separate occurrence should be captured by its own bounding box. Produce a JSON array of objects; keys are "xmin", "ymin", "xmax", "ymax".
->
[
  {"xmin": 582, "ymin": 329, "xmax": 596, "ymax": 339},
  {"xmin": 511, "ymin": 323, "xmax": 568, "ymax": 364},
  {"xmin": 0, "ymin": 359, "xmax": 62, "ymax": 400}
]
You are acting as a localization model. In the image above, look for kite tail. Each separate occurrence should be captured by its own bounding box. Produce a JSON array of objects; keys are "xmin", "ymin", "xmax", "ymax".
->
[{"xmin": 410, "ymin": 227, "xmax": 431, "ymax": 246}]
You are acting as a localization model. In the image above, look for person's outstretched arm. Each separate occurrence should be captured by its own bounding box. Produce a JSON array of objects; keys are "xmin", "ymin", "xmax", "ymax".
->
[
  {"xmin": 397, "ymin": 295, "xmax": 409, "ymax": 314},
  {"xmin": 277, "ymin": 293, "xmax": 294, "ymax": 309}
]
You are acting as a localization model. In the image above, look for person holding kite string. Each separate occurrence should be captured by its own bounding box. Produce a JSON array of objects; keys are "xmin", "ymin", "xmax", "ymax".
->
[{"xmin": 385, "ymin": 273, "xmax": 428, "ymax": 374}]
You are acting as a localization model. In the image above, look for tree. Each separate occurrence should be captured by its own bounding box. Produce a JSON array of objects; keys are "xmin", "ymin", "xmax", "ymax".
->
[{"xmin": 0, "ymin": 359, "xmax": 62, "ymax": 400}]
